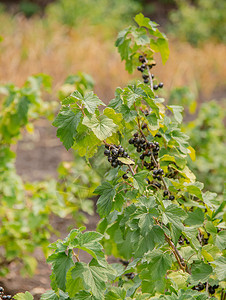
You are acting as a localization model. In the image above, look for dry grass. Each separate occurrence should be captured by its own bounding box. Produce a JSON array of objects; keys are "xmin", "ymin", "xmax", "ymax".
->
[{"xmin": 0, "ymin": 14, "xmax": 225, "ymax": 104}]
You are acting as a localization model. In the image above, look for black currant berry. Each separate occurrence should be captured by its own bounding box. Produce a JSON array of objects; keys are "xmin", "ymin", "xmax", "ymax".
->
[
  {"xmin": 137, "ymin": 147, "xmax": 142, "ymax": 153},
  {"xmin": 104, "ymin": 149, "xmax": 110, "ymax": 156},
  {"xmin": 155, "ymin": 182, "xmax": 162, "ymax": 188},
  {"xmin": 208, "ymin": 286, "xmax": 215, "ymax": 295},
  {"xmin": 157, "ymin": 176, "xmax": 161, "ymax": 181},
  {"xmin": 140, "ymin": 138, "xmax": 145, "ymax": 144},
  {"xmin": 153, "ymin": 170, "xmax": 158, "ymax": 176},
  {"xmin": 154, "ymin": 141, "xmax": 159, "ymax": 146},
  {"xmin": 137, "ymin": 66, "xmax": 142, "ymax": 71},
  {"xmin": 125, "ymin": 272, "xmax": 135, "ymax": 280},
  {"xmin": 108, "ymin": 156, "xmax": 113, "ymax": 162},
  {"xmin": 142, "ymin": 74, "xmax": 148, "ymax": 79},
  {"xmin": 139, "ymin": 55, "xmax": 145, "ymax": 63},
  {"xmin": 163, "ymin": 190, "xmax": 168, "ymax": 197},
  {"xmin": 118, "ymin": 148, "xmax": 124, "ymax": 155},
  {"xmin": 129, "ymin": 138, "xmax": 134, "ymax": 144},
  {"xmin": 169, "ymin": 195, "xmax": 175, "ymax": 200},
  {"xmin": 111, "ymin": 149, "xmax": 118, "ymax": 156},
  {"xmin": 141, "ymin": 123, "xmax": 147, "ymax": 130},
  {"xmin": 158, "ymin": 82, "xmax": 164, "ymax": 88},
  {"xmin": 123, "ymin": 173, "xmax": 129, "ymax": 179},
  {"xmin": 144, "ymin": 79, "xmax": 149, "ymax": 84},
  {"xmin": 151, "ymin": 74, "xmax": 154, "ymax": 79},
  {"xmin": 105, "ymin": 144, "xmax": 110, "ymax": 149},
  {"xmin": 123, "ymin": 152, "xmax": 128, "ymax": 157},
  {"xmin": 144, "ymin": 161, "xmax": 148, "ymax": 167},
  {"xmin": 158, "ymin": 168, "xmax": 164, "ymax": 175},
  {"xmin": 112, "ymin": 161, "xmax": 118, "ymax": 168},
  {"xmin": 144, "ymin": 109, "xmax": 149, "ymax": 116},
  {"xmin": 141, "ymin": 63, "xmax": 146, "ymax": 69},
  {"xmin": 140, "ymin": 154, "xmax": 144, "ymax": 160},
  {"xmin": 0, "ymin": 287, "xmax": 4, "ymax": 293},
  {"xmin": 134, "ymin": 132, "xmax": 139, "ymax": 137},
  {"xmin": 153, "ymin": 85, "xmax": 158, "ymax": 90}
]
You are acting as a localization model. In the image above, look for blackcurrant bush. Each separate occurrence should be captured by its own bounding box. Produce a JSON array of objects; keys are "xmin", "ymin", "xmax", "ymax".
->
[
  {"xmin": 163, "ymin": 190, "xmax": 168, "ymax": 197},
  {"xmin": 134, "ymin": 132, "xmax": 139, "ymax": 137},
  {"xmin": 158, "ymin": 82, "xmax": 164, "ymax": 88},
  {"xmin": 169, "ymin": 195, "xmax": 175, "ymax": 200},
  {"xmin": 123, "ymin": 173, "xmax": 129, "ymax": 179},
  {"xmin": 153, "ymin": 85, "xmax": 158, "ymax": 90},
  {"xmin": 104, "ymin": 149, "xmax": 110, "ymax": 156},
  {"xmin": 144, "ymin": 79, "xmax": 149, "ymax": 84}
]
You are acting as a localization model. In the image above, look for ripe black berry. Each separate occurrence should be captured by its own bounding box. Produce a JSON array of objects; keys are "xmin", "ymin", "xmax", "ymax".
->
[
  {"xmin": 104, "ymin": 149, "xmax": 110, "ymax": 156},
  {"xmin": 123, "ymin": 152, "xmax": 128, "ymax": 157},
  {"xmin": 208, "ymin": 286, "xmax": 215, "ymax": 295},
  {"xmin": 154, "ymin": 141, "xmax": 159, "ymax": 146},
  {"xmin": 139, "ymin": 55, "xmax": 145, "ymax": 63},
  {"xmin": 158, "ymin": 82, "xmax": 164, "ymax": 88},
  {"xmin": 129, "ymin": 138, "xmax": 134, "ymax": 144},
  {"xmin": 123, "ymin": 173, "xmax": 129, "ymax": 179},
  {"xmin": 163, "ymin": 190, "xmax": 168, "ymax": 197},
  {"xmin": 105, "ymin": 144, "xmax": 110, "ymax": 149},
  {"xmin": 112, "ymin": 161, "xmax": 118, "ymax": 168},
  {"xmin": 137, "ymin": 147, "xmax": 142, "ymax": 153},
  {"xmin": 144, "ymin": 109, "xmax": 149, "ymax": 116},
  {"xmin": 144, "ymin": 79, "xmax": 149, "ymax": 84},
  {"xmin": 125, "ymin": 272, "xmax": 135, "ymax": 280},
  {"xmin": 158, "ymin": 168, "xmax": 164, "ymax": 175},
  {"xmin": 153, "ymin": 85, "xmax": 158, "ymax": 90},
  {"xmin": 111, "ymin": 149, "xmax": 118, "ymax": 156},
  {"xmin": 157, "ymin": 176, "xmax": 161, "ymax": 181},
  {"xmin": 141, "ymin": 123, "xmax": 147, "ymax": 129},
  {"xmin": 142, "ymin": 74, "xmax": 148, "ymax": 79},
  {"xmin": 140, "ymin": 138, "xmax": 145, "ymax": 144},
  {"xmin": 141, "ymin": 63, "xmax": 146, "ymax": 69},
  {"xmin": 118, "ymin": 148, "xmax": 124, "ymax": 155},
  {"xmin": 153, "ymin": 170, "xmax": 158, "ymax": 176},
  {"xmin": 151, "ymin": 74, "xmax": 154, "ymax": 79},
  {"xmin": 169, "ymin": 195, "xmax": 175, "ymax": 200},
  {"xmin": 137, "ymin": 66, "xmax": 142, "ymax": 71},
  {"xmin": 108, "ymin": 156, "xmax": 113, "ymax": 162},
  {"xmin": 140, "ymin": 154, "xmax": 144, "ymax": 160},
  {"xmin": 134, "ymin": 132, "xmax": 139, "ymax": 137},
  {"xmin": 154, "ymin": 182, "xmax": 161, "ymax": 188},
  {"xmin": 0, "ymin": 287, "xmax": 4, "ymax": 293}
]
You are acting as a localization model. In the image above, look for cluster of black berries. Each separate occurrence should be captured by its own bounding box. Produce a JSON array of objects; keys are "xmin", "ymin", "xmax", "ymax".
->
[
  {"xmin": 0, "ymin": 287, "xmax": 12, "ymax": 300},
  {"xmin": 153, "ymin": 82, "xmax": 164, "ymax": 90},
  {"xmin": 178, "ymin": 236, "xmax": 190, "ymax": 245},
  {"xmin": 104, "ymin": 144, "xmax": 129, "ymax": 169},
  {"xmin": 199, "ymin": 232, "xmax": 210, "ymax": 246},
  {"xmin": 192, "ymin": 282, "xmax": 219, "ymax": 294},
  {"xmin": 163, "ymin": 190, "xmax": 175, "ymax": 200}
]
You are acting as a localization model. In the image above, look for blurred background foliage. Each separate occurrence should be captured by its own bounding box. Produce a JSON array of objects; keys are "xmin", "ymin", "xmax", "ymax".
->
[{"xmin": 0, "ymin": 0, "xmax": 225, "ymax": 294}]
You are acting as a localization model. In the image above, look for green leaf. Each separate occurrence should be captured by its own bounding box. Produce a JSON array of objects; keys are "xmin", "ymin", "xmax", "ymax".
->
[
  {"xmin": 184, "ymin": 208, "xmax": 204, "ymax": 227},
  {"xmin": 69, "ymin": 231, "xmax": 105, "ymax": 262},
  {"xmin": 186, "ymin": 185, "xmax": 203, "ymax": 200},
  {"xmin": 133, "ymin": 171, "xmax": 149, "ymax": 193},
  {"xmin": 66, "ymin": 259, "xmax": 108, "ymax": 299},
  {"xmin": 40, "ymin": 290, "xmax": 69, "ymax": 300},
  {"xmin": 167, "ymin": 105, "xmax": 184, "ymax": 123},
  {"xmin": 53, "ymin": 109, "xmax": 82, "ymax": 150},
  {"xmin": 83, "ymin": 115, "xmax": 117, "ymax": 140},
  {"xmin": 215, "ymin": 230, "xmax": 226, "ymax": 251},
  {"xmin": 138, "ymin": 213, "xmax": 154, "ymax": 236},
  {"xmin": 73, "ymin": 291, "xmax": 97, "ymax": 300},
  {"xmin": 163, "ymin": 204, "xmax": 187, "ymax": 230},
  {"xmin": 212, "ymin": 257, "xmax": 226, "ymax": 281},
  {"xmin": 156, "ymin": 38, "xmax": 170, "ymax": 65},
  {"xmin": 47, "ymin": 251, "xmax": 74, "ymax": 291},
  {"xmin": 94, "ymin": 182, "xmax": 116, "ymax": 217},
  {"xmin": 117, "ymin": 157, "xmax": 135, "ymax": 165},
  {"xmin": 190, "ymin": 261, "xmax": 213, "ymax": 284},
  {"xmin": 14, "ymin": 292, "xmax": 34, "ymax": 300},
  {"xmin": 134, "ymin": 13, "xmax": 159, "ymax": 31},
  {"xmin": 67, "ymin": 91, "xmax": 105, "ymax": 114}
]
